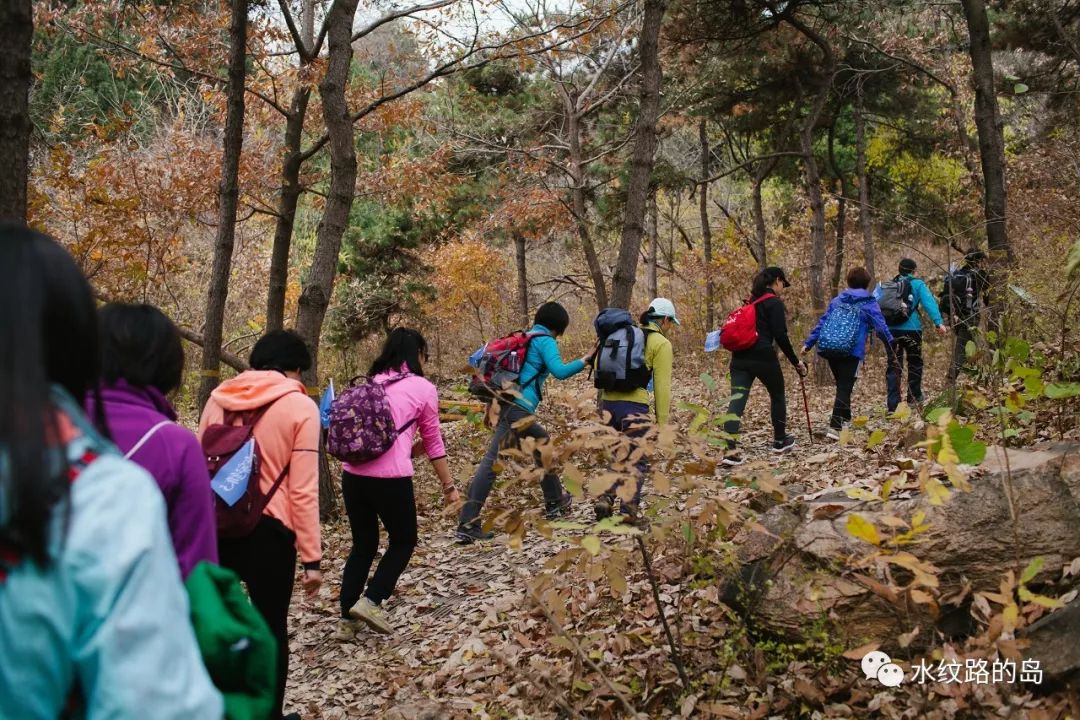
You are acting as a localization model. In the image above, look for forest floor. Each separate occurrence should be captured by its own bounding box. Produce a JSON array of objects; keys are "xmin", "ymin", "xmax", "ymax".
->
[{"xmin": 283, "ymin": 349, "xmax": 1077, "ymax": 719}]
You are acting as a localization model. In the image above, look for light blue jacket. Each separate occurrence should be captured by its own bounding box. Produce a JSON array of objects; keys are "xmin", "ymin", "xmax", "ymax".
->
[
  {"xmin": 874, "ymin": 274, "xmax": 944, "ymax": 332},
  {"xmin": 514, "ymin": 324, "xmax": 585, "ymax": 413},
  {"xmin": 0, "ymin": 391, "xmax": 223, "ymax": 720},
  {"xmin": 803, "ymin": 288, "xmax": 894, "ymax": 360}
]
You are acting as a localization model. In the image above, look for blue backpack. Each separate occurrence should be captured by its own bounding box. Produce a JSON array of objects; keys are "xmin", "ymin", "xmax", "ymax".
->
[{"xmin": 817, "ymin": 297, "xmax": 870, "ymax": 358}]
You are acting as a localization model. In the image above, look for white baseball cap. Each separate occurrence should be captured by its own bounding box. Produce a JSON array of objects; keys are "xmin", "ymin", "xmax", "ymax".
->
[{"xmin": 647, "ymin": 298, "xmax": 680, "ymax": 325}]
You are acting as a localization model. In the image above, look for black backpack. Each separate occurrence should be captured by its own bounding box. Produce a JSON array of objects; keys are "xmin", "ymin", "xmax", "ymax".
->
[{"xmin": 940, "ymin": 269, "xmax": 977, "ymax": 319}]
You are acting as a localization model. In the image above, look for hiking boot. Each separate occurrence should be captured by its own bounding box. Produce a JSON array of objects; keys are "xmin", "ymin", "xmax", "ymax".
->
[
  {"xmin": 332, "ymin": 618, "xmax": 363, "ymax": 642},
  {"xmin": 620, "ymin": 503, "xmax": 649, "ymax": 529},
  {"xmin": 455, "ymin": 524, "xmax": 495, "ymax": 545},
  {"xmin": 348, "ymin": 596, "xmax": 392, "ymax": 635},
  {"xmin": 722, "ymin": 452, "xmax": 744, "ymax": 466},
  {"xmin": 771, "ymin": 435, "xmax": 796, "ymax": 453},
  {"xmin": 826, "ymin": 427, "xmax": 842, "ymax": 441},
  {"xmin": 544, "ymin": 492, "xmax": 573, "ymax": 520},
  {"xmin": 594, "ymin": 495, "xmax": 614, "ymax": 521}
]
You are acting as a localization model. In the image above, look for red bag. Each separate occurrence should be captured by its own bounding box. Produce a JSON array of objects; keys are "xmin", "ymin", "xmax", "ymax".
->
[
  {"xmin": 468, "ymin": 330, "xmax": 548, "ymax": 400},
  {"xmin": 720, "ymin": 293, "xmax": 775, "ymax": 352}
]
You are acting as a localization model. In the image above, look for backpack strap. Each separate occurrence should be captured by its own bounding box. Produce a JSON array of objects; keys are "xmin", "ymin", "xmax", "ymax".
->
[
  {"xmin": 517, "ymin": 331, "xmax": 552, "ymax": 394},
  {"xmin": 124, "ymin": 420, "xmax": 173, "ymax": 460},
  {"xmin": 257, "ymin": 462, "xmax": 292, "ymax": 517}
]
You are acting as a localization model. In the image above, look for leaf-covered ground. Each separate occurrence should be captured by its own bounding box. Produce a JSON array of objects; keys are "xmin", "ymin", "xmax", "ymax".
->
[{"xmin": 284, "ymin": 356, "xmax": 1077, "ymax": 719}]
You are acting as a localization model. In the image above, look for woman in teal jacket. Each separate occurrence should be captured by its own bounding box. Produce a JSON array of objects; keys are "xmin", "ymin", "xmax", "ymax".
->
[
  {"xmin": 456, "ymin": 302, "xmax": 594, "ymax": 543},
  {"xmin": 0, "ymin": 227, "xmax": 221, "ymax": 720}
]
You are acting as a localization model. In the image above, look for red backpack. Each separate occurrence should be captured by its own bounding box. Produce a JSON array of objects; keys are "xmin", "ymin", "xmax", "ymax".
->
[
  {"xmin": 201, "ymin": 400, "xmax": 289, "ymax": 538},
  {"xmin": 720, "ymin": 293, "xmax": 775, "ymax": 352},
  {"xmin": 468, "ymin": 330, "xmax": 548, "ymax": 400}
]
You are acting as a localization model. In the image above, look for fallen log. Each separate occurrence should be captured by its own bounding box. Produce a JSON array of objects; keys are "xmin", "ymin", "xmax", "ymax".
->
[{"xmin": 724, "ymin": 443, "xmax": 1080, "ymax": 650}]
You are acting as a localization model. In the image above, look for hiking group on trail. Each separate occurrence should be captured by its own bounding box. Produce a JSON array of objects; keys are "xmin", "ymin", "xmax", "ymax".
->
[{"xmin": 0, "ymin": 223, "xmax": 993, "ymax": 719}]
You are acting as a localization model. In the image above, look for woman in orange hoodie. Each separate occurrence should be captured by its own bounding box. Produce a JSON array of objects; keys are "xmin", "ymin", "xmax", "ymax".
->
[{"xmin": 198, "ymin": 330, "xmax": 321, "ymax": 720}]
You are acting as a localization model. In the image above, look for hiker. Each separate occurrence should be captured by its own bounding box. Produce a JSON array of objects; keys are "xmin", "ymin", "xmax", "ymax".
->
[
  {"xmin": 0, "ymin": 226, "xmax": 221, "ymax": 719},
  {"xmin": 457, "ymin": 302, "xmax": 595, "ymax": 543},
  {"xmin": 875, "ymin": 258, "xmax": 946, "ymax": 411},
  {"xmin": 198, "ymin": 329, "xmax": 322, "ymax": 720},
  {"xmin": 941, "ymin": 249, "xmax": 989, "ymax": 381},
  {"xmin": 336, "ymin": 329, "xmax": 460, "ymax": 638},
  {"xmin": 593, "ymin": 299, "xmax": 676, "ymax": 523},
  {"xmin": 802, "ymin": 267, "xmax": 896, "ymax": 439},
  {"xmin": 92, "ymin": 303, "xmax": 217, "ymax": 578},
  {"xmin": 721, "ymin": 267, "xmax": 807, "ymax": 466}
]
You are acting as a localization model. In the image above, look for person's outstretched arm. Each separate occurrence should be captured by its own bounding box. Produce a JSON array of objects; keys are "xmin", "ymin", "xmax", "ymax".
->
[
  {"xmin": 917, "ymin": 280, "xmax": 945, "ymax": 328},
  {"xmin": 866, "ymin": 301, "xmax": 895, "ymax": 345},
  {"xmin": 766, "ymin": 300, "xmax": 801, "ymax": 366},
  {"xmin": 535, "ymin": 335, "xmax": 586, "ymax": 379},
  {"xmin": 802, "ymin": 300, "xmax": 833, "ymax": 350}
]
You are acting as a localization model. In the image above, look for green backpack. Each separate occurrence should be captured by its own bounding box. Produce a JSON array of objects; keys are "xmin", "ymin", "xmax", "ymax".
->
[{"xmin": 185, "ymin": 561, "xmax": 277, "ymax": 720}]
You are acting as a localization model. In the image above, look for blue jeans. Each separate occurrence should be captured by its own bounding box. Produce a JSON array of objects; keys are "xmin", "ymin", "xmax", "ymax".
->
[
  {"xmin": 599, "ymin": 400, "xmax": 650, "ymax": 508},
  {"xmin": 458, "ymin": 404, "xmax": 564, "ymax": 529}
]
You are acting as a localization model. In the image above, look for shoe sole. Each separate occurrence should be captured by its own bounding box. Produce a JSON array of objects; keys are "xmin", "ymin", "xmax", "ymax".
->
[
  {"xmin": 722, "ymin": 459, "xmax": 744, "ymax": 466},
  {"xmin": 826, "ymin": 433, "xmax": 840, "ymax": 441},
  {"xmin": 771, "ymin": 444, "xmax": 796, "ymax": 454},
  {"xmin": 455, "ymin": 530, "xmax": 494, "ymax": 544}
]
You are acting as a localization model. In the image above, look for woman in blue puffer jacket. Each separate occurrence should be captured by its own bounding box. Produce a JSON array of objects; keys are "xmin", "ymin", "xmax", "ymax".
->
[{"xmin": 802, "ymin": 267, "xmax": 896, "ymax": 439}]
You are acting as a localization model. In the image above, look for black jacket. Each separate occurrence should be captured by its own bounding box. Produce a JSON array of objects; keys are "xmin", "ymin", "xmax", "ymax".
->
[{"xmin": 732, "ymin": 293, "xmax": 800, "ymax": 367}]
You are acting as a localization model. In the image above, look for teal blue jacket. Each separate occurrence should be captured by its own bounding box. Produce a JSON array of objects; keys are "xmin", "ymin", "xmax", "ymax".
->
[
  {"xmin": 514, "ymin": 324, "xmax": 585, "ymax": 412},
  {"xmin": 874, "ymin": 274, "xmax": 944, "ymax": 332},
  {"xmin": 0, "ymin": 388, "xmax": 223, "ymax": 720}
]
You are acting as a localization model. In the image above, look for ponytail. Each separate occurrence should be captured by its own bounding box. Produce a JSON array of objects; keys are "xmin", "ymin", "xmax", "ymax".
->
[{"xmin": 750, "ymin": 271, "xmax": 771, "ymax": 298}]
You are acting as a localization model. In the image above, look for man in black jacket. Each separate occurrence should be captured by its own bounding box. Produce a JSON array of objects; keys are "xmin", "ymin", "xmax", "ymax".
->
[{"xmin": 941, "ymin": 250, "xmax": 989, "ymax": 381}]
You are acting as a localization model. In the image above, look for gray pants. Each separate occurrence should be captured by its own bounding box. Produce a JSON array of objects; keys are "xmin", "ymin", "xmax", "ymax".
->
[{"xmin": 457, "ymin": 403, "xmax": 564, "ymax": 529}]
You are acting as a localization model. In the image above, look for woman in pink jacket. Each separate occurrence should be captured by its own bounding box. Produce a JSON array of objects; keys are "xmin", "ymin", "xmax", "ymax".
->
[{"xmin": 337, "ymin": 328, "xmax": 459, "ymax": 637}]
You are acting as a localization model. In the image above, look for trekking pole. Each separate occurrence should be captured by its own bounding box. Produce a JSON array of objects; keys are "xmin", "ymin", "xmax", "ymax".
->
[{"xmin": 798, "ymin": 374, "xmax": 814, "ymax": 445}]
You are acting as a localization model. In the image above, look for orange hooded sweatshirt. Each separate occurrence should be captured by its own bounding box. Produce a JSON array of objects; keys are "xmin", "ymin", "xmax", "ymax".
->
[{"xmin": 198, "ymin": 370, "xmax": 322, "ymax": 567}]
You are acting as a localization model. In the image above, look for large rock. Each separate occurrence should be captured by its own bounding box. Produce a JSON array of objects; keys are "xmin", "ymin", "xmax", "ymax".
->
[
  {"xmin": 725, "ymin": 444, "xmax": 1080, "ymax": 647},
  {"xmin": 1022, "ymin": 597, "xmax": 1080, "ymax": 690}
]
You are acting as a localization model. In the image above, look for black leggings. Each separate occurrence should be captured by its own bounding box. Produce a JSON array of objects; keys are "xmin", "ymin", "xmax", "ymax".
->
[
  {"xmin": 218, "ymin": 516, "xmax": 297, "ymax": 720},
  {"xmin": 724, "ymin": 357, "xmax": 787, "ymax": 444},
  {"xmin": 827, "ymin": 355, "xmax": 861, "ymax": 429},
  {"xmin": 340, "ymin": 472, "xmax": 418, "ymax": 616}
]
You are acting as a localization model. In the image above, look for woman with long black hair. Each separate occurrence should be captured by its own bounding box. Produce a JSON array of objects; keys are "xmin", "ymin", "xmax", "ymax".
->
[
  {"xmin": 0, "ymin": 225, "xmax": 221, "ymax": 718},
  {"xmin": 337, "ymin": 328, "xmax": 460, "ymax": 638}
]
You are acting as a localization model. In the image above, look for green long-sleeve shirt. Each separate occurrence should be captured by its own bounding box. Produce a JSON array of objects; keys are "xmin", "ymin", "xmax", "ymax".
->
[{"xmin": 600, "ymin": 321, "xmax": 674, "ymax": 424}]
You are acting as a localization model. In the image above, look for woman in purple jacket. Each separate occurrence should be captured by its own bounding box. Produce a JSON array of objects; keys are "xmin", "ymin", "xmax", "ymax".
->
[
  {"xmin": 802, "ymin": 267, "xmax": 897, "ymax": 440},
  {"xmin": 92, "ymin": 303, "xmax": 217, "ymax": 577}
]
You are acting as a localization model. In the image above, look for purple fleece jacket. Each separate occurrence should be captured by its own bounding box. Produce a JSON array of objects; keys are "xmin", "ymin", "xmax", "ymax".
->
[{"xmin": 89, "ymin": 380, "xmax": 218, "ymax": 577}]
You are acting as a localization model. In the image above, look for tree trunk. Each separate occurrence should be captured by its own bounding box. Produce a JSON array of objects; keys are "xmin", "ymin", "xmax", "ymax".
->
[
  {"xmin": 294, "ymin": 0, "xmax": 360, "ymax": 386},
  {"xmin": 751, "ymin": 177, "xmax": 768, "ymax": 268},
  {"xmin": 0, "ymin": 0, "xmax": 32, "ymax": 222},
  {"xmin": 610, "ymin": 0, "xmax": 667, "ymax": 310},
  {"xmin": 513, "ymin": 231, "xmax": 529, "ymax": 328},
  {"xmin": 265, "ymin": 86, "xmax": 311, "ymax": 331},
  {"xmin": 647, "ymin": 191, "xmax": 659, "ymax": 300},
  {"xmin": 832, "ymin": 189, "xmax": 846, "ymax": 295},
  {"xmin": 699, "ymin": 118, "xmax": 714, "ymax": 328},
  {"xmin": 854, "ymin": 91, "xmax": 874, "ymax": 279},
  {"xmin": 568, "ymin": 108, "xmax": 608, "ymax": 310},
  {"xmin": 961, "ymin": 0, "xmax": 1009, "ymax": 264},
  {"xmin": 197, "ymin": 0, "xmax": 248, "ymax": 411},
  {"xmin": 801, "ymin": 108, "xmax": 828, "ymax": 322}
]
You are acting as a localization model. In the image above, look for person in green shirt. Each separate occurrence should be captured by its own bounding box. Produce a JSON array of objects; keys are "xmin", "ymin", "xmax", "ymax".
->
[{"xmin": 594, "ymin": 298, "xmax": 677, "ymax": 523}]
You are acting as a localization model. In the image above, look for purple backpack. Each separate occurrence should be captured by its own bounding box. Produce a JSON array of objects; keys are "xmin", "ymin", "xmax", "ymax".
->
[{"xmin": 326, "ymin": 374, "xmax": 415, "ymax": 464}]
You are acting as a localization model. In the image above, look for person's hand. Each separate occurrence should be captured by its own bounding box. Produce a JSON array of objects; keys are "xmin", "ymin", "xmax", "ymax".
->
[
  {"xmin": 444, "ymin": 486, "xmax": 462, "ymax": 508},
  {"xmin": 801, "ymin": 345, "xmax": 812, "ymax": 355},
  {"xmin": 302, "ymin": 569, "xmax": 323, "ymax": 597},
  {"xmin": 936, "ymin": 324, "xmax": 948, "ymax": 335},
  {"xmin": 796, "ymin": 361, "xmax": 808, "ymax": 378}
]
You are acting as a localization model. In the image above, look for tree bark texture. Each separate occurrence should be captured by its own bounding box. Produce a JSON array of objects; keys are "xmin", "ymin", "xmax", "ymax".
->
[
  {"xmin": 567, "ymin": 107, "xmax": 609, "ymax": 310},
  {"xmin": 827, "ymin": 122, "xmax": 846, "ymax": 296},
  {"xmin": 0, "ymin": 0, "xmax": 32, "ymax": 223},
  {"xmin": 513, "ymin": 231, "xmax": 529, "ymax": 328},
  {"xmin": 854, "ymin": 92, "xmax": 875, "ymax": 279},
  {"xmin": 751, "ymin": 178, "xmax": 768, "ymax": 268},
  {"xmin": 294, "ymin": 0, "xmax": 360, "ymax": 387},
  {"xmin": 197, "ymin": 0, "xmax": 248, "ymax": 411},
  {"xmin": 960, "ymin": 0, "xmax": 1011, "ymax": 263},
  {"xmin": 699, "ymin": 118, "xmax": 715, "ymax": 328},
  {"xmin": 647, "ymin": 191, "xmax": 659, "ymax": 300},
  {"xmin": 610, "ymin": 0, "xmax": 667, "ymax": 310},
  {"xmin": 265, "ymin": 85, "xmax": 311, "ymax": 331}
]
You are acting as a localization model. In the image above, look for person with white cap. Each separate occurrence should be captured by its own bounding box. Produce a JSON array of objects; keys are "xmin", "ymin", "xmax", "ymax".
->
[{"xmin": 593, "ymin": 298, "xmax": 677, "ymax": 523}]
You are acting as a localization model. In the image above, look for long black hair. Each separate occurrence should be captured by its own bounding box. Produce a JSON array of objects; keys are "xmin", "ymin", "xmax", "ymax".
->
[
  {"xmin": 100, "ymin": 303, "xmax": 184, "ymax": 394},
  {"xmin": 369, "ymin": 328, "xmax": 428, "ymax": 377},
  {"xmin": 750, "ymin": 270, "xmax": 772, "ymax": 298},
  {"xmin": 0, "ymin": 225, "xmax": 104, "ymax": 567}
]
